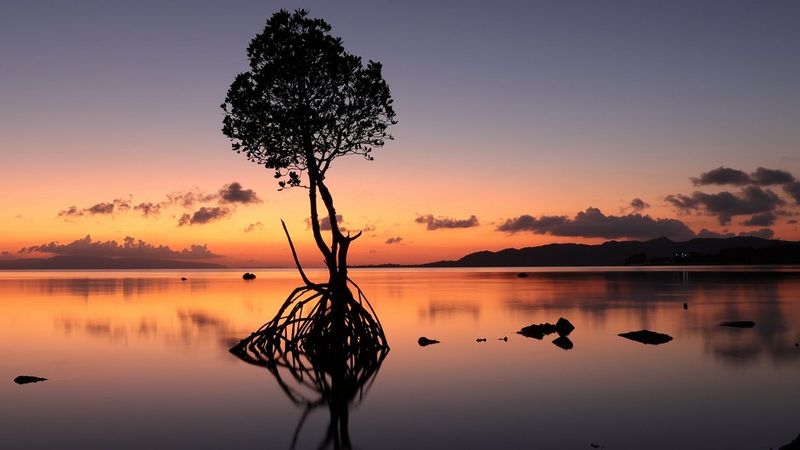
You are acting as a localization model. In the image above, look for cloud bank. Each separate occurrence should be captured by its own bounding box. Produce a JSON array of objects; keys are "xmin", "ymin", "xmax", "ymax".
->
[
  {"xmin": 19, "ymin": 235, "xmax": 220, "ymax": 259},
  {"xmin": 415, "ymin": 214, "xmax": 479, "ymax": 230}
]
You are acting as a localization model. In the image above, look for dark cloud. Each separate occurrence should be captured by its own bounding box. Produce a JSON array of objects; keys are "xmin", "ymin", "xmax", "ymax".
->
[
  {"xmin": 178, "ymin": 207, "xmax": 231, "ymax": 226},
  {"xmin": 385, "ymin": 236, "xmax": 403, "ymax": 244},
  {"xmin": 218, "ymin": 182, "xmax": 262, "ymax": 204},
  {"xmin": 19, "ymin": 235, "xmax": 220, "ymax": 259},
  {"xmin": 86, "ymin": 202, "xmax": 115, "ymax": 215},
  {"xmin": 738, "ymin": 228, "xmax": 774, "ymax": 239},
  {"xmin": 742, "ymin": 212, "xmax": 776, "ymax": 227},
  {"xmin": 134, "ymin": 202, "xmax": 161, "ymax": 217},
  {"xmin": 666, "ymin": 186, "xmax": 784, "ymax": 225},
  {"xmin": 415, "ymin": 214, "xmax": 479, "ymax": 230},
  {"xmin": 58, "ymin": 206, "xmax": 83, "ymax": 218},
  {"xmin": 243, "ymin": 221, "xmax": 264, "ymax": 233},
  {"xmin": 629, "ymin": 198, "xmax": 650, "ymax": 211},
  {"xmin": 784, "ymin": 182, "xmax": 800, "ymax": 205},
  {"xmin": 497, "ymin": 207, "xmax": 696, "ymax": 240},
  {"xmin": 695, "ymin": 229, "xmax": 735, "ymax": 239},
  {"xmin": 691, "ymin": 167, "xmax": 752, "ymax": 186},
  {"xmin": 751, "ymin": 167, "xmax": 795, "ymax": 186},
  {"xmin": 306, "ymin": 214, "xmax": 344, "ymax": 231},
  {"xmin": 165, "ymin": 191, "xmax": 218, "ymax": 208}
]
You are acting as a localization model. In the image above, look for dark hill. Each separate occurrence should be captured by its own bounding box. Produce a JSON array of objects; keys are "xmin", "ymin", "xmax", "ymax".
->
[
  {"xmin": 421, "ymin": 237, "xmax": 800, "ymax": 267},
  {"xmin": 0, "ymin": 255, "xmax": 226, "ymax": 270}
]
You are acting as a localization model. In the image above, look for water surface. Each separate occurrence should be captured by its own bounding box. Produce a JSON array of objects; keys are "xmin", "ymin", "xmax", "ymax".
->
[{"xmin": 1, "ymin": 268, "xmax": 799, "ymax": 449}]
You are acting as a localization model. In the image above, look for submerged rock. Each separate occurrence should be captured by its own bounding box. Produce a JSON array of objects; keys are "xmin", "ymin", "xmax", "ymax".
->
[
  {"xmin": 552, "ymin": 336, "xmax": 573, "ymax": 350},
  {"xmin": 418, "ymin": 337, "xmax": 440, "ymax": 346},
  {"xmin": 719, "ymin": 321, "xmax": 755, "ymax": 328},
  {"xmin": 683, "ymin": 302, "xmax": 688, "ymax": 310},
  {"xmin": 476, "ymin": 338, "xmax": 487, "ymax": 343},
  {"xmin": 519, "ymin": 317, "xmax": 575, "ymax": 339},
  {"xmin": 498, "ymin": 336, "xmax": 508, "ymax": 342},
  {"xmin": 618, "ymin": 329, "xmax": 673, "ymax": 345},
  {"xmin": 517, "ymin": 272, "xmax": 528, "ymax": 278},
  {"xmin": 180, "ymin": 277, "xmax": 188, "ymax": 281},
  {"xmin": 14, "ymin": 375, "xmax": 47, "ymax": 385},
  {"xmin": 555, "ymin": 317, "xmax": 575, "ymax": 337},
  {"xmin": 242, "ymin": 272, "xmax": 256, "ymax": 280}
]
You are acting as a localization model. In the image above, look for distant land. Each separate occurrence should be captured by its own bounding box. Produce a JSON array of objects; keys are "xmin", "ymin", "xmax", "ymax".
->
[
  {"xmin": 0, "ymin": 255, "xmax": 226, "ymax": 270},
  {"xmin": 363, "ymin": 237, "xmax": 800, "ymax": 268}
]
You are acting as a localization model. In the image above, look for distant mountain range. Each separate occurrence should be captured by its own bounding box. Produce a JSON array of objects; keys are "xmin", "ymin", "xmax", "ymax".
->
[
  {"xmin": 360, "ymin": 236, "xmax": 800, "ymax": 268},
  {"xmin": 0, "ymin": 255, "xmax": 226, "ymax": 270}
]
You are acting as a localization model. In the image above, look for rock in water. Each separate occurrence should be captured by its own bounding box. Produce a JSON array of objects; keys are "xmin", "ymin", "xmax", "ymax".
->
[
  {"xmin": 555, "ymin": 317, "xmax": 575, "ymax": 337},
  {"xmin": 242, "ymin": 272, "xmax": 256, "ymax": 280},
  {"xmin": 718, "ymin": 321, "xmax": 755, "ymax": 328},
  {"xmin": 517, "ymin": 272, "xmax": 528, "ymax": 278},
  {"xmin": 14, "ymin": 376, "xmax": 47, "ymax": 385},
  {"xmin": 181, "ymin": 277, "xmax": 188, "ymax": 281},
  {"xmin": 683, "ymin": 302, "xmax": 688, "ymax": 310},
  {"xmin": 552, "ymin": 336, "xmax": 573, "ymax": 350},
  {"xmin": 518, "ymin": 322, "xmax": 557, "ymax": 339},
  {"xmin": 476, "ymin": 338, "xmax": 487, "ymax": 343},
  {"xmin": 618, "ymin": 330, "xmax": 673, "ymax": 345},
  {"xmin": 418, "ymin": 337, "xmax": 440, "ymax": 346},
  {"xmin": 498, "ymin": 336, "xmax": 508, "ymax": 342}
]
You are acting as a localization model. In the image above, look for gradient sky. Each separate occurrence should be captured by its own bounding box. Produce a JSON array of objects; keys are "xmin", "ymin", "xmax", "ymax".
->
[{"xmin": 2, "ymin": 0, "xmax": 799, "ymax": 266}]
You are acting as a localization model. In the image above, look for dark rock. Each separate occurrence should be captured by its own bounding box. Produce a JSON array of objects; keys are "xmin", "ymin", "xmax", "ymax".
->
[
  {"xmin": 518, "ymin": 322, "xmax": 557, "ymax": 339},
  {"xmin": 180, "ymin": 277, "xmax": 188, "ymax": 281},
  {"xmin": 476, "ymin": 338, "xmax": 487, "ymax": 343},
  {"xmin": 779, "ymin": 433, "xmax": 800, "ymax": 450},
  {"xmin": 498, "ymin": 336, "xmax": 508, "ymax": 342},
  {"xmin": 795, "ymin": 342, "xmax": 799, "ymax": 347},
  {"xmin": 718, "ymin": 321, "xmax": 755, "ymax": 328},
  {"xmin": 683, "ymin": 302, "xmax": 688, "ymax": 310},
  {"xmin": 555, "ymin": 317, "xmax": 575, "ymax": 337},
  {"xmin": 418, "ymin": 337, "xmax": 440, "ymax": 346},
  {"xmin": 618, "ymin": 329, "xmax": 673, "ymax": 345},
  {"xmin": 242, "ymin": 272, "xmax": 256, "ymax": 280},
  {"xmin": 552, "ymin": 336, "xmax": 573, "ymax": 350},
  {"xmin": 14, "ymin": 375, "xmax": 47, "ymax": 385},
  {"xmin": 517, "ymin": 272, "xmax": 528, "ymax": 278},
  {"xmin": 590, "ymin": 444, "xmax": 603, "ymax": 449}
]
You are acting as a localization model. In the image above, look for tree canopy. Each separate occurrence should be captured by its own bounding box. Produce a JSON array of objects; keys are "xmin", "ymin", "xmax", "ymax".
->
[{"xmin": 221, "ymin": 9, "xmax": 396, "ymax": 190}]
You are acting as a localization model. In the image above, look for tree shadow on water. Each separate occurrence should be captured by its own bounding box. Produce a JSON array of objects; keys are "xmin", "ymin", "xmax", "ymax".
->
[{"xmin": 230, "ymin": 279, "xmax": 389, "ymax": 450}]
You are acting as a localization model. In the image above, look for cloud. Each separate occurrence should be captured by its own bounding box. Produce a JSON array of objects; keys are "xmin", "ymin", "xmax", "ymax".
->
[
  {"xmin": 415, "ymin": 214, "xmax": 479, "ymax": 230},
  {"xmin": 742, "ymin": 212, "xmax": 776, "ymax": 227},
  {"xmin": 19, "ymin": 235, "xmax": 221, "ymax": 259},
  {"xmin": 385, "ymin": 236, "xmax": 403, "ymax": 244},
  {"xmin": 178, "ymin": 207, "xmax": 231, "ymax": 226},
  {"xmin": 666, "ymin": 186, "xmax": 784, "ymax": 225},
  {"xmin": 691, "ymin": 167, "xmax": 752, "ymax": 186},
  {"xmin": 788, "ymin": 219, "xmax": 798, "ymax": 225},
  {"xmin": 751, "ymin": 167, "xmax": 795, "ymax": 186},
  {"xmin": 629, "ymin": 198, "xmax": 650, "ymax": 211},
  {"xmin": 243, "ymin": 221, "xmax": 264, "ymax": 233},
  {"xmin": 58, "ymin": 206, "xmax": 83, "ymax": 218},
  {"xmin": 784, "ymin": 182, "xmax": 800, "ymax": 205},
  {"xmin": 134, "ymin": 202, "xmax": 161, "ymax": 217},
  {"xmin": 695, "ymin": 229, "xmax": 735, "ymax": 239},
  {"xmin": 86, "ymin": 202, "xmax": 115, "ymax": 215},
  {"xmin": 165, "ymin": 191, "xmax": 218, "ymax": 208},
  {"xmin": 306, "ymin": 214, "xmax": 344, "ymax": 231},
  {"xmin": 497, "ymin": 207, "xmax": 696, "ymax": 240},
  {"xmin": 738, "ymin": 228, "xmax": 774, "ymax": 239},
  {"xmin": 218, "ymin": 182, "xmax": 262, "ymax": 204}
]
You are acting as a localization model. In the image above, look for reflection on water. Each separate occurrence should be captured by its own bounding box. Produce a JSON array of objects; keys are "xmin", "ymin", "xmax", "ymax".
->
[{"xmin": 1, "ymin": 268, "xmax": 799, "ymax": 449}]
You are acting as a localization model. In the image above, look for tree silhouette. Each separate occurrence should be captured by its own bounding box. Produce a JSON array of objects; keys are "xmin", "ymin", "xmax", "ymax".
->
[{"xmin": 223, "ymin": 10, "xmax": 394, "ymax": 364}]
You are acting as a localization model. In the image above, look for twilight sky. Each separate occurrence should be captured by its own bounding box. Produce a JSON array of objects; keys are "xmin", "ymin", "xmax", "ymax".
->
[{"xmin": 1, "ymin": 0, "xmax": 799, "ymax": 266}]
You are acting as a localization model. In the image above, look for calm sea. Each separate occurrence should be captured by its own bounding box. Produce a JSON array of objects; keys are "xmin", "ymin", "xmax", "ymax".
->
[{"xmin": 1, "ymin": 267, "xmax": 798, "ymax": 449}]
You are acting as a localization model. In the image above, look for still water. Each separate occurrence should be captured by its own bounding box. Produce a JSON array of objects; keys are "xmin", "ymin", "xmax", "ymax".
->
[{"xmin": 1, "ymin": 268, "xmax": 798, "ymax": 449}]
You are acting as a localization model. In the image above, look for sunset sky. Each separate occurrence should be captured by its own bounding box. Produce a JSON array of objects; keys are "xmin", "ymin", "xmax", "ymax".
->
[{"xmin": 2, "ymin": 1, "xmax": 799, "ymax": 266}]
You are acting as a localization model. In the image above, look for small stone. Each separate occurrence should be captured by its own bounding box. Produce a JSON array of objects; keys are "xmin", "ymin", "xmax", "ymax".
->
[
  {"xmin": 14, "ymin": 376, "xmax": 47, "ymax": 385},
  {"xmin": 418, "ymin": 337, "xmax": 440, "ymax": 346},
  {"xmin": 242, "ymin": 272, "xmax": 256, "ymax": 280},
  {"xmin": 555, "ymin": 317, "xmax": 575, "ymax": 337},
  {"xmin": 181, "ymin": 277, "xmax": 188, "ymax": 281},
  {"xmin": 517, "ymin": 272, "xmax": 528, "ymax": 278},
  {"xmin": 498, "ymin": 336, "xmax": 508, "ymax": 342},
  {"xmin": 683, "ymin": 302, "xmax": 688, "ymax": 310},
  {"xmin": 718, "ymin": 321, "xmax": 755, "ymax": 328},
  {"xmin": 476, "ymin": 338, "xmax": 487, "ymax": 343},
  {"xmin": 618, "ymin": 329, "xmax": 673, "ymax": 345}
]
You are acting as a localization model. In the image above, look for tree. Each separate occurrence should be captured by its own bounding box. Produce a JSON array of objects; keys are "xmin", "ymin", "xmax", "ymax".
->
[{"xmin": 224, "ymin": 10, "xmax": 395, "ymax": 360}]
